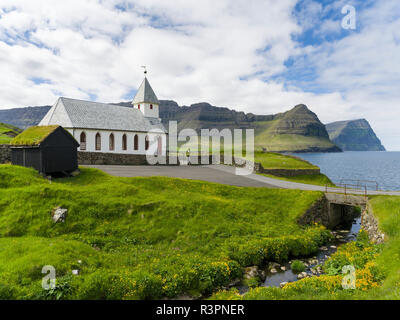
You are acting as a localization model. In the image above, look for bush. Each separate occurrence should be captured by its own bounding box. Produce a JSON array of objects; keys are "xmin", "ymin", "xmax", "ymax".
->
[{"xmin": 291, "ymin": 260, "xmax": 306, "ymax": 273}]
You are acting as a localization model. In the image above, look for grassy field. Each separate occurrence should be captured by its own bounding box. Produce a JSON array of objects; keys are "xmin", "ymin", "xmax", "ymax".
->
[
  {"xmin": 211, "ymin": 195, "xmax": 400, "ymax": 300},
  {"xmin": 260, "ymin": 173, "xmax": 335, "ymax": 187},
  {"xmin": 0, "ymin": 164, "xmax": 332, "ymax": 300},
  {"xmin": 253, "ymin": 152, "xmax": 317, "ymax": 170},
  {"xmin": 0, "ymin": 123, "xmax": 22, "ymax": 144}
]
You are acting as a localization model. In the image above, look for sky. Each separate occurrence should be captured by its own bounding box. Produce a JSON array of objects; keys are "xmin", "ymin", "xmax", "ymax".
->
[{"xmin": 0, "ymin": 0, "xmax": 399, "ymax": 149}]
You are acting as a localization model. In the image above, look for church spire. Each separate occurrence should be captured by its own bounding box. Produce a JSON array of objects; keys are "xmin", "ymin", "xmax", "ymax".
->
[{"xmin": 132, "ymin": 69, "xmax": 160, "ymax": 118}]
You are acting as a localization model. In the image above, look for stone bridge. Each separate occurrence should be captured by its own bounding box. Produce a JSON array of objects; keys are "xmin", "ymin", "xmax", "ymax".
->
[{"xmin": 298, "ymin": 193, "xmax": 367, "ymax": 229}]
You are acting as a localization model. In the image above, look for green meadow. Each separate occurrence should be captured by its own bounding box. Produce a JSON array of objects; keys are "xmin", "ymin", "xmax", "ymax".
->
[{"xmin": 0, "ymin": 164, "xmax": 331, "ymax": 300}]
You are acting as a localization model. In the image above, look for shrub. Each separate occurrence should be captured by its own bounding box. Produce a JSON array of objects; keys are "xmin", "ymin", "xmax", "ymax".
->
[{"xmin": 291, "ymin": 260, "xmax": 306, "ymax": 273}]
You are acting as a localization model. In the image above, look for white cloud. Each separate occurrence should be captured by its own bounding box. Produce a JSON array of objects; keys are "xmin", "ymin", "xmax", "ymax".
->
[{"xmin": 0, "ymin": 0, "xmax": 399, "ymax": 149}]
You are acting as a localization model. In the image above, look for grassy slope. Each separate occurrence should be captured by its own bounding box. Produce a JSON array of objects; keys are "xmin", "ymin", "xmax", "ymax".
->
[
  {"xmin": 253, "ymin": 152, "xmax": 317, "ymax": 170},
  {"xmin": 0, "ymin": 165, "xmax": 331, "ymax": 299},
  {"xmin": 211, "ymin": 195, "xmax": 400, "ymax": 300},
  {"xmin": 260, "ymin": 173, "xmax": 335, "ymax": 187},
  {"xmin": 253, "ymin": 120, "xmax": 336, "ymax": 152},
  {"xmin": 365, "ymin": 196, "xmax": 400, "ymax": 299},
  {"xmin": 0, "ymin": 123, "xmax": 22, "ymax": 144}
]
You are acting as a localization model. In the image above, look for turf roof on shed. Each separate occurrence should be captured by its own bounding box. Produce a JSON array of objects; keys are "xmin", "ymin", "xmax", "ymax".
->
[{"xmin": 10, "ymin": 125, "xmax": 60, "ymax": 146}]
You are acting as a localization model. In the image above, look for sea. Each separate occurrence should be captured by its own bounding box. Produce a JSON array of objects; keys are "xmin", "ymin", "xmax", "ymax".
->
[{"xmin": 294, "ymin": 151, "xmax": 400, "ymax": 191}]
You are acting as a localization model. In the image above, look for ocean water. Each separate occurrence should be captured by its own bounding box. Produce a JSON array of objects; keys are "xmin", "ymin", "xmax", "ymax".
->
[{"xmin": 295, "ymin": 151, "xmax": 400, "ymax": 191}]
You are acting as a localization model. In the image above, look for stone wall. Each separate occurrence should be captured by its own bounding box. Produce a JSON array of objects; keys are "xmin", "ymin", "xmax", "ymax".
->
[
  {"xmin": 0, "ymin": 145, "xmax": 11, "ymax": 163},
  {"xmin": 361, "ymin": 203, "xmax": 385, "ymax": 244},
  {"xmin": 78, "ymin": 151, "xmax": 148, "ymax": 165}
]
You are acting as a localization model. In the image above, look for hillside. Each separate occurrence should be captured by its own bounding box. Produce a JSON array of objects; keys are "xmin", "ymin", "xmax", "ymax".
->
[
  {"xmin": 0, "ymin": 122, "xmax": 22, "ymax": 144},
  {"xmin": 0, "ymin": 106, "xmax": 51, "ymax": 129},
  {"xmin": 253, "ymin": 104, "xmax": 341, "ymax": 153},
  {"xmin": 326, "ymin": 119, "xmax": 385, "ymax": 151},
  {"xmin": 0, "ymin": 165, "xmax": 329, "ymax": 299},
  {"xmin": 1, "ymin": 101, "xmax": 341, "ymax": 152}
]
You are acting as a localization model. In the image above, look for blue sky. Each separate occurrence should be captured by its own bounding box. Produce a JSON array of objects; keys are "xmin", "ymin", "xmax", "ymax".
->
[{"xmin": 0, "ymin": 0, "xmax": 399, "ymax": 149}]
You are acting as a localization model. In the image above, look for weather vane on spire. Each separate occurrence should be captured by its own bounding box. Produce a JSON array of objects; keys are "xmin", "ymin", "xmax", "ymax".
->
[{"xmin": 141, "ymin": 65, "xmax": 147, "ymax": 76}]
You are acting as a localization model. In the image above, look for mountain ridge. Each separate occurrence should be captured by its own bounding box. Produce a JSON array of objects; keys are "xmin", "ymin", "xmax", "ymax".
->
[{"xmin": 0, "ymin": 100, "xmax": 382, "ymax": 153}]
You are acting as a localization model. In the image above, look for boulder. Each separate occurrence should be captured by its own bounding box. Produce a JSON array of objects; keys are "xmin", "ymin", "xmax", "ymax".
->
[
  {"xmin": 244, "ymin": 266, "xmax": 259, "ymax": 280},
  {"xmin": 51, "ymin": 207, "xmax": 68, "ymax": 223}
]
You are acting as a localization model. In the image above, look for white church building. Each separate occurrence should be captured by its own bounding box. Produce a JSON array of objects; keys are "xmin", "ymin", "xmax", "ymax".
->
[{"xmin": 39, "ymin": 75, "xmax": 167, "ymax": 156}]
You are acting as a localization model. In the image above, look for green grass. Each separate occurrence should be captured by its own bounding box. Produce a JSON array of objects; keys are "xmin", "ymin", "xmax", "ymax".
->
[
  {"xmin": 11, "ymin": 125, "xmax": 59, "ymax": 146},
  {"xmin": 291, "ymin": 260, "xmax": 306, "ymax": 273},
  {"xmin": 260, "ymin": 173, "xmax": 335, "ymax": 187},
  {"xmin": 0, "ymin": 164, "xmax": 332, "ymax": 299},
  {"xmin": 253, "ymin": 152, "xmax": 317, "ymax": 170},
  {"xmin": 0, "ymin": 122, "xmax": 21, "ymax": 144}
]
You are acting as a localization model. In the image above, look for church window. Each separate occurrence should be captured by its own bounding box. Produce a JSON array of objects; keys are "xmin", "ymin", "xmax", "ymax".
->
[
  {"xmin": 109, "ymin": 133, "xmax": 115, "ymax": 151},
  {"xmin": 150, "ymin": 104, "xmax": 153, "ymax": 109},
  {"xmin": 145, "ymin": 135, "xmax": 149, "ymax": 151},
  {"xmin": 122, "ymin": 134, "xmax": 127, "ymax": 151},
  {"xmin": 95, "ymin": 133, "xmax": 101, "ymax": 151},
  {"xmin": 134, "ymin": 134, "xmax": 139, "ymax": 150},
  {"xmin": 80, "ymin": 132, "xmax": 86, "ymax": 151}
]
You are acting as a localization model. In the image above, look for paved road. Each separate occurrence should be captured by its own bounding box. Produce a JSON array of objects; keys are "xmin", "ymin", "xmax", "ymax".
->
[
  {"xmin": 84, "ymin": 164, "xmax": 277, "ymax": 188},
  {"xmin": 85, "ymin": 164, "xmax": 400, "ymax": 196}
]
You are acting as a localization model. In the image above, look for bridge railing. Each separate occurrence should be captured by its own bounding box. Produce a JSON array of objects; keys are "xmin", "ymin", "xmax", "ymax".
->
[
  {"xmin": 325, "ymin": 183, "xmax": 369, "ymax": 198},
  {"xmin": 339, "ymin": 179, "xmax": 379, "ymax": 191}
]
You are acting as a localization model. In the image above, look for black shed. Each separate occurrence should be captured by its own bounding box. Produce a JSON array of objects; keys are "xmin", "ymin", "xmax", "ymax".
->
[{"xmin": 10, "ymin": 125, "xmax": 79, "ymax": 174}]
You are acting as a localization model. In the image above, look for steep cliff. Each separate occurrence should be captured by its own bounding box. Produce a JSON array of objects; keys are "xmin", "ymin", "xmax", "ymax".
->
[{"xmin": 326, "ymin": 119, "xmax": 385, "ymax": 151}]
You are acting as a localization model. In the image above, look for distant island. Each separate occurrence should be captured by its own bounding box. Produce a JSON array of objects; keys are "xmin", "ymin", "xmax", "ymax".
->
[{"xmin": 0, "ymin": 101, "xmax": 384, "ymax": 153}]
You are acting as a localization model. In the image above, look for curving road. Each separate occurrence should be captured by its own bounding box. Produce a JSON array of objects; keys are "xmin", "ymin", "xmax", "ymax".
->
[{"xmin": 84, "ymin": 164, "xmax": 400, "ymax": 196}]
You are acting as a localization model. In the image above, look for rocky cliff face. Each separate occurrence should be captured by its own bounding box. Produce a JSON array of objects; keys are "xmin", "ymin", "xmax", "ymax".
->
[{"xmin": 326, "ymin": 119, "xmax": 385, "ymax": 151}]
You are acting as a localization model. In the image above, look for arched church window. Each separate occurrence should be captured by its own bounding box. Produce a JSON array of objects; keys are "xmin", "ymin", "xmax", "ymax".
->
[
  {"xmin": 134, "ymin": 134, "xmax": 139, "ymax": 151},
  {"xmin": 157, "ymin": 136, "xmax": 162, "ymax": 155},
  {"xmin": 122, "ymin": 134, "xmax": 127, "ymax": 151},
  {"xmin": 80, "ymin": 132, "xmax": 86, "ymax": 151},
  {"xmin": 145, "ymin": 135, "xmax": 149, "ymax": 151},
  {"xmin": 109, "ymin": 133, "xmax": 115, "ymax": 151},
  {"xmin": 95, "ymin": 133, "xmax": 101, "ymax": 151},
  {"xmin": 150, "ymin": 104, "xmax": 153, "ymax": 110}
]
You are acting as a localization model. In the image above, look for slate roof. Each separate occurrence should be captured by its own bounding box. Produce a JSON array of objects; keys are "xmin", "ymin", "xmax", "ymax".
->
[
  {"xmin": 39, "ymin": 97, "xmax": 167, "ymax": 133},
  {"xmin": 132, "ymin": 77, "xmax": 160, "ymax": 105}
]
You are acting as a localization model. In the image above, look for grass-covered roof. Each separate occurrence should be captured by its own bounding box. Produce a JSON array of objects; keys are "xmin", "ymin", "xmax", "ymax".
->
[{"xmin": 10, "ymin": 125, "xmax": 59, "ymax": 146}]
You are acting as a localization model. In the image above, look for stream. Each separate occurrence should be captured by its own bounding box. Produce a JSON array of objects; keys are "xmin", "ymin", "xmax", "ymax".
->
[
  {"xmin": 232, "ymin": 216, "xmax": 362, "ymax": 294},
  {"xmin": 261, "ymin": 216, "xmax": 362, "ymax": 288}
]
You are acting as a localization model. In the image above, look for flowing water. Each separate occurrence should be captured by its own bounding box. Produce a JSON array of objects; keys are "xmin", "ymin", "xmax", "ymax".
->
[{"xmin": 261, "ymin": 217, "xmax": 361, "ymax": 288}]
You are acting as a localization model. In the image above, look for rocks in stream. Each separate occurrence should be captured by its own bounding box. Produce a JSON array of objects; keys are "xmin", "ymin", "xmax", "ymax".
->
[
  {"xmin": 280, "ymin": 282, "xmax": 288, "ymax": 288},
  {"xmin": 244, "ymin": 266, "xmax": 259, "ymax": 280},
  {"xmin": 297, "ymin": 272, "xmax": 309, "ymax": 280},
  {"xmin": 268, "ymin": 262, "xmax": 281, "ymax": 274}
]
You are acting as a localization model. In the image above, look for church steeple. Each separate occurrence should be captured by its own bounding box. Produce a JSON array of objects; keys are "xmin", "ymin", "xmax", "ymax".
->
[{"xmin": 132, "ymin": 71, "xmax": 160, "ymax": 118}]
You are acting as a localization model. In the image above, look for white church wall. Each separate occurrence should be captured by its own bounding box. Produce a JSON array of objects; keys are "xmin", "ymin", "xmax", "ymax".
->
[{"xmin": 67, "ymin": 128, "xmax": 167, "ymax": 156}]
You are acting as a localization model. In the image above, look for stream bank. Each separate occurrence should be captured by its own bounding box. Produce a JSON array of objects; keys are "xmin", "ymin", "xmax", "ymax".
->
[{"xmin": 233, "ymin": 216, "xmax": 362, "ymax": 294}]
